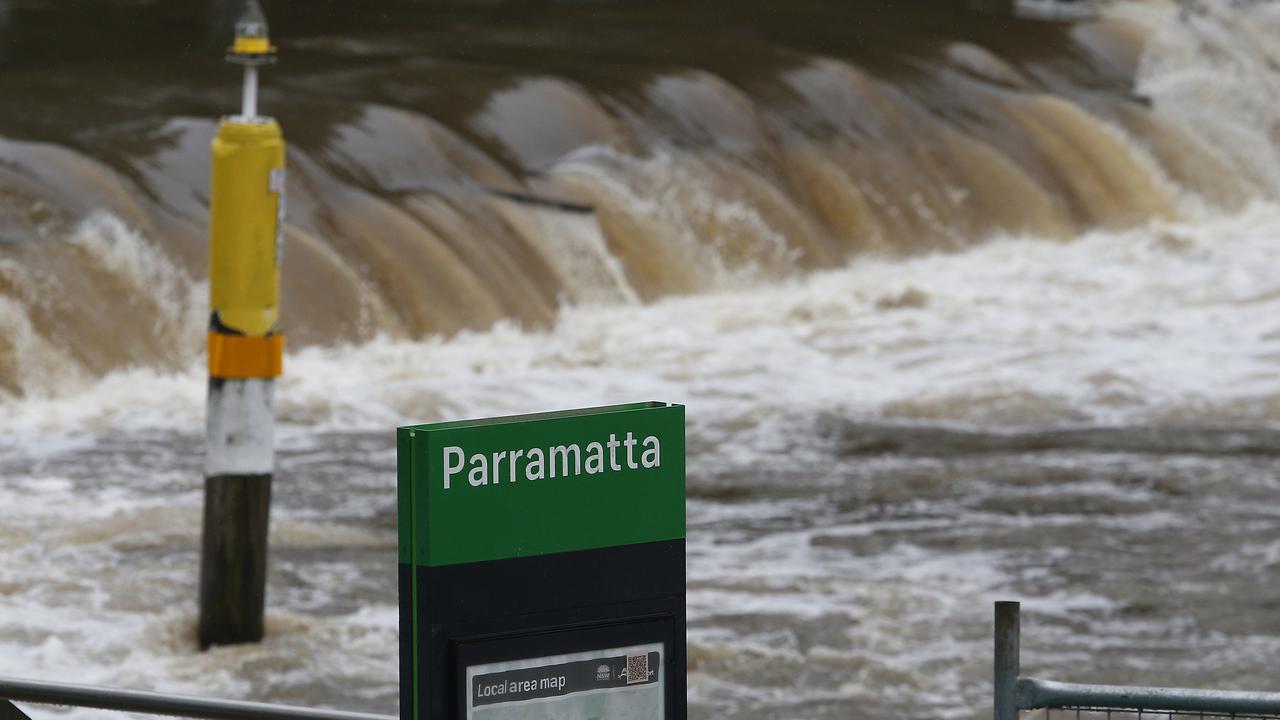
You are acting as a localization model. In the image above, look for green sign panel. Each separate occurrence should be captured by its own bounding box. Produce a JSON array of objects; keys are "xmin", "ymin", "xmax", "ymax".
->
[{"xmin": 398, "ymin": 402, "xmax": 685, "ymax": 567}]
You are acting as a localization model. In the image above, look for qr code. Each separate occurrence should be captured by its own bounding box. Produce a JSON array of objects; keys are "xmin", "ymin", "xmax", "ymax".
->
[{"xmin": 626, "ymin": 653, "xmax": 649, "ymax": 684}]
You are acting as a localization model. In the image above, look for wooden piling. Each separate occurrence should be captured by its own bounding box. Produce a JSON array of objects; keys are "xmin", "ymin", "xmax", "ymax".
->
[{"xmin": 198, "ymin": 473, "xmax": 272, "ymax": 647}]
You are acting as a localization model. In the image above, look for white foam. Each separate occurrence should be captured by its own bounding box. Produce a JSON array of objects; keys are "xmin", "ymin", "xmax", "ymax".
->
[
  {"xmin": 1121, "ymin": 0, "xmax": 1280, "ymax": 196},
  {"xmin": 13, "ymin": 197, "xmax": 1275, "ymax": 714},
  {"xmin": 1, "ymin": 201, "xmax": 1277, "ymax": 462}
]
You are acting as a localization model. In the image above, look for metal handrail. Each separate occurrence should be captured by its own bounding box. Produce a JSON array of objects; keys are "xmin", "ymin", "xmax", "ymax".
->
[
  {"xmin": 994, "ymin": 602, "xmax": 1280, "ymax": 720},
  {"xmin": 0, "ymin": 675, "xmax": 396, "ymax": 720},
  {"xmin": 1019, "ymin": 678, "xmax": 1280, "ymax": 715}
]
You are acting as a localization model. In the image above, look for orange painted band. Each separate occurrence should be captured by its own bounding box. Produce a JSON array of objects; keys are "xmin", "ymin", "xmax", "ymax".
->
[{"xmin": 208, "ymin": 332, "xmax": 284, "ymax": 379}]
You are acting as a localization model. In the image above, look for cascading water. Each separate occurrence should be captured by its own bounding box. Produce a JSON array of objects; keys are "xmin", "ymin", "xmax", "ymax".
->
[{"xmin": 0, "ymin": 0, "xmax": 1269, "ymax": 396}]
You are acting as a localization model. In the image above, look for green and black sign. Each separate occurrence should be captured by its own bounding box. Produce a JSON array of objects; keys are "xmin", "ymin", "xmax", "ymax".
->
[{"xmin": 398, "ymin": 402, "xmax": 686, "ymax": 720}]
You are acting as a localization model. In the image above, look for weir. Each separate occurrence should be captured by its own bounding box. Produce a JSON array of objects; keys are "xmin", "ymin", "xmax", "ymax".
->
[{"xmin": 0, "ymin": 0, "xmax": 1274, "ymax": 397}]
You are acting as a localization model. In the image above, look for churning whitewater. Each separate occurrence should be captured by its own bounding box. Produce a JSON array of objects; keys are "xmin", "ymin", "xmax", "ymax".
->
[{"xmin": 2, "ymin": 1, "xmax": 1280, "ymax": 719}]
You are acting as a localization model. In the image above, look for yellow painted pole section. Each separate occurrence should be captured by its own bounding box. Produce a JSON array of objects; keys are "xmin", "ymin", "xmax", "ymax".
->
[{"xmin": 208, "ymin": 118, "xmax": 285, "ymax": 378}]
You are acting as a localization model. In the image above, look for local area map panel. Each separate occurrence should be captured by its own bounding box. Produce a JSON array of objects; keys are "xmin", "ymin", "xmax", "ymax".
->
[{"xmin": 467, "ymin": 643, "xmax": 664, "ymax": 720}]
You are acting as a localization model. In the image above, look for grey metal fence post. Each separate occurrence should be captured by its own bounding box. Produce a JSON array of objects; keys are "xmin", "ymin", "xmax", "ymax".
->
[{"xmin": 995, "ymin": 601, "xmax": 1021, "ymax": 720}]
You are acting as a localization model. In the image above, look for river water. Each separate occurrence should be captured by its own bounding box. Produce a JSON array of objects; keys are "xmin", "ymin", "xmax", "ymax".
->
[{"xmin": 2, "ymin": 1, "xmax": 1279, "ymax": 718}]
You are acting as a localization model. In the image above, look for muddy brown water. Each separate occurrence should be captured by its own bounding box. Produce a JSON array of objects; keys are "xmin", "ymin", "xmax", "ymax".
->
[{"xmin": 1, "ymin": 1, "xmax": 1279, "ymax": 718}]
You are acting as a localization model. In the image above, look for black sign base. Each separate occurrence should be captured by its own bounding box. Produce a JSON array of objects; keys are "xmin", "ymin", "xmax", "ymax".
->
[{"xmin": 400, "ymin": 539, "xmax": 686, "ymax": 720}]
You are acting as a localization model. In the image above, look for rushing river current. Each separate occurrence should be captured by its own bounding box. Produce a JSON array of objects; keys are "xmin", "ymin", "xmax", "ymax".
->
[{"xmin": 2, "ymin": 0, "xmax": 1280, "ymax": 718}]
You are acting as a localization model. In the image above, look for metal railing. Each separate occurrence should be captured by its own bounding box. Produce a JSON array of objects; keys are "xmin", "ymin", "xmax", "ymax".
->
[
  {"xmin": 0, "ymin": 675, "xmax": 396, "ymax": 720},
  {"xmin": 994, "ymin": 601, "xmax": 1280, "ymax": 720}
]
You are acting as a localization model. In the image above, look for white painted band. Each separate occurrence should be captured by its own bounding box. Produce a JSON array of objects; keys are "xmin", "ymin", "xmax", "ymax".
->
[
  {"xmin": 206, "ymin": 378, "xmax": 274, "ymax": 476},
  {"xmin": 242, "ymin": 66, "xmax": 258, "ymax": 119}
]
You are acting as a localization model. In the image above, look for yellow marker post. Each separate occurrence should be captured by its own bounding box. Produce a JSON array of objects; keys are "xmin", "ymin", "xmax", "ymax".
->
[{"xmin": 198, "ymin": 0, "xmax": 285, "ymax": 650}]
